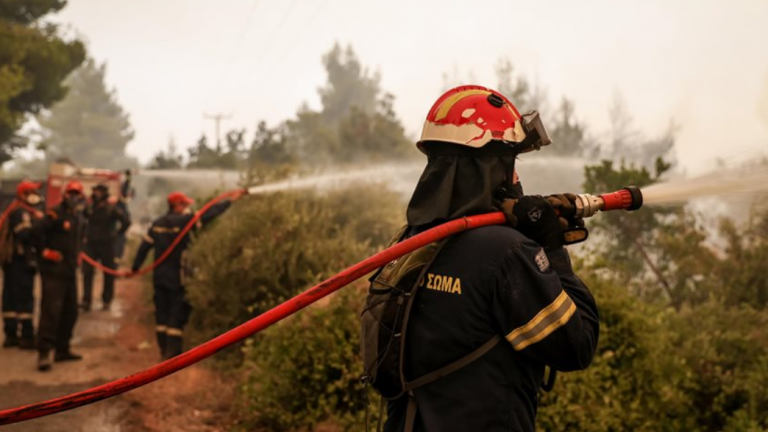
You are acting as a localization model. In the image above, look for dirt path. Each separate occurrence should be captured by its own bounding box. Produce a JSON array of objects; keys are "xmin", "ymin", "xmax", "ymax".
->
[{"xmin": 0, "ymin": 276, "xmax": 234, "ymax": 431}]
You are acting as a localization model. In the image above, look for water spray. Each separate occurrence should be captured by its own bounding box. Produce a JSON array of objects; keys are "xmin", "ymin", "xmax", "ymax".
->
[{"xmin": 640, "ymin": 167, "xmax": 768, "ymax": 205}]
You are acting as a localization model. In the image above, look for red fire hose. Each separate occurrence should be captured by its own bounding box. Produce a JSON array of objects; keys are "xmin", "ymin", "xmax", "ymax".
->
[
  {"xmin": 80, "ymin": 189, "xmax": 244, "ymax": 277},
  {"xmin": 0, "ymin": 212, "xmax": 507, "ymax": 425},
  {"xmin": 0, "ymin": 200, "xmax": 44, "ymax": 228}
]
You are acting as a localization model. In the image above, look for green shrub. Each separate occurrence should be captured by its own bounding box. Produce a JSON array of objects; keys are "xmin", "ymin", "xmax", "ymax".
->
[
  {"xmin": 185, "ymin": 186, "xmax": 403, "ymax": 356},
  {"xmin": 184, "ymin": 185, "xmax": 401, "ymax": 429},
  {"xmin": 538, "ymin": 270, "xmax": 768, "ymax": 432},
  {"xmin": 238, "ymin": 289, "xmax": 380, "ymax": 432},
  {"xmin": 538, "ymin": 272, "xmax": 694, "ymax": 432},
  {"xmin": 668, "ymin": 301, "xmax": 768, "ymax": 432}
]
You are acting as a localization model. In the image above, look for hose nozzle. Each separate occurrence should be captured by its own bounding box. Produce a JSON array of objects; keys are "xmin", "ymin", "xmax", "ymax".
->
[{"xmin": 573, "ymin": 186, "xmax": 644, "ymax": 218}]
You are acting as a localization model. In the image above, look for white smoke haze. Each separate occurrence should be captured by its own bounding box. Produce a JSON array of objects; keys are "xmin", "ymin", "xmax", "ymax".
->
[{"xmin": 54, "ymin": 0, "xmax": 768, "ymax": 174}]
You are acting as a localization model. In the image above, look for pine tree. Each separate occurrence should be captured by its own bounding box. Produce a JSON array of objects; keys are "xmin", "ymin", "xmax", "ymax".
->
[
  {"xmin": 148, "ymin": 136, "xmax": 184, "ymax": 169},
  {"xmin": 37, "ymin": 58, "xmax": 136, "ymax": 169},
  {"xmin": 318, "ymin": 44, "xmax": 380, "ymax": 124},
  {"xmin": 0, "ymin": 0, "xmax": 85, "ymax": 165}
]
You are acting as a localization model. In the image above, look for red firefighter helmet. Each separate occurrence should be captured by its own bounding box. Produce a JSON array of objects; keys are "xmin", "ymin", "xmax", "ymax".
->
[
  {"xmin": 16, "ymin": 180, "xmax": 42, "ymax": 198},
  {"xmin": 167, "ymin": 191, "xmax": 194, "ymax": 207},
  {"xmin": 418, "ymin": 85, "xmax": 552, "ymax": 155},
  {"xmin": 64, "ymin": 180, "xmax": 84, "ymax": 195},
  {"xmin": 418, "ymin": 85, "xmax": 526, "ymax": 152}
]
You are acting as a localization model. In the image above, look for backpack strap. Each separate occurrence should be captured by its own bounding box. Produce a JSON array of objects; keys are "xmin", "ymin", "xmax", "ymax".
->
[
  {"xmin": 541, "ymin": 367, "xmax": 557, "ymax": 392},
  {"xmin": 403, "ymin": 334, "xmax": 502, "ymax": 392},
  {"xmin": 401, "ymin": 334, "xmax": 503, "ymax": 432}
]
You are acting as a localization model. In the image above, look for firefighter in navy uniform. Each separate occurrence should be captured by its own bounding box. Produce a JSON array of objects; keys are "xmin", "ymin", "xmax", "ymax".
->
[
  {"xmin": 383, "ymin": 86, "xmax": 599, "ymax": 432},
  {"xmin": 81, "ymin": 183, "xmax": 131, "ymax": 312},
  {"xmin": 2, "ymin": 181, "xmax": 44, "ymax": 349},
  {"xmin": 113, "ymin": 170, "xmax": 134, "ymax": 264},
  {"xmin": 35, "ymin": 180, "xmax": 87, "ymax": 371},
  {"xmin": 131, "ymin": 190, "xmax": 245, "ymax": 359}
]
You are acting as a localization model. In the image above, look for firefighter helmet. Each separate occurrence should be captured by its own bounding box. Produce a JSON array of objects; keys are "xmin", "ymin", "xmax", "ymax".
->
[
  {"xmin": 64, "ymin": 180, "xmax": 84, "ymax": 195},
  {"xmin": 167, "ymin": 191, "xmax": 194, "ymax": 207},
  {"xmin": 16, "ymin": 180, "xmax": 42, "ymax": 198},
  {"xmin": 418, "ymin": 85, "xmax": 551, "ymax": 154}
]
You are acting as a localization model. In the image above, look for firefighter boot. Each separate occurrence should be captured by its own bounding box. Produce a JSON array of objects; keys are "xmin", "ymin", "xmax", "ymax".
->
[
  {"xmin": 165, "ymin": 334, "xmax": 183, "ymax": 360},
  {"xmin": 3, "ymin": 335, "xmax": 19, "ymax": 348},
  {"xmin": 156, "ymin": 331, "xmax": 167, "ymax": 359},
  {"xmin": 3, "ymin": 317, "xmax": 18, "ymax": 348},
  {"xmin": 19, "ymin": 317, "xmax": 35, "ymax": 350},
  {"xmin": 38, "ymin": 349, "xmax": 53, "ymax": 372}
]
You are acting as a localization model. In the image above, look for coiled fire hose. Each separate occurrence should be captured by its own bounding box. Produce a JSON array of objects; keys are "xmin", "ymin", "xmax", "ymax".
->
[{"xmin": 0, "ymin": 187, "xmax": 642, "ymax": 426}]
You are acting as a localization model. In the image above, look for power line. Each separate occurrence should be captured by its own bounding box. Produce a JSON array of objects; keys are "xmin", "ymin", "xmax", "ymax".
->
[
  {"xmin": 206, "ymin": 0, "xmax": 299, "ymax": 116},
  {"xmin": 203, "ymin": 112, "xmax": 233, "ymax": 149},
  {"xmin": 273, "ymin": 0, "xmax": 330, "ymax": 68},
  {"xmin": 207, "ymin": 0, "xmax": 262, "ymax": 107},
  {"xmin": 237, "ymin": 0, "xmax": 299, "ymax": 86}
]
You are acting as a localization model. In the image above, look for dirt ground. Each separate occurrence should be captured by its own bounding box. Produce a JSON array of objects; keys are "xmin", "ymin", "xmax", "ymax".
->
[{"xmin": 0, "ymin": 275, "xmax": 235, "ymax": 431}]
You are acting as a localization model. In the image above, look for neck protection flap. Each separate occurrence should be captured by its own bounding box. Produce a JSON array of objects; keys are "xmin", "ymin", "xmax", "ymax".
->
[{"xmin": 406, "ymin": 142, "xmax": 522, "ymax": 227}]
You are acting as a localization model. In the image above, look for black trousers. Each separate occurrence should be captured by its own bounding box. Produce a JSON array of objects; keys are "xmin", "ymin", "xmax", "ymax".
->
[
  {"xmin": 154, "ymin": 280, "xmax": 191, "ymax": 358},
  {"xmin": 2, "ymin": 258, "xmax": 36, "ymax": 339},
  {"xmin": 38, "ymin": 269, "xmax": 78, "ymax": 352},
  {"xmin": 82, "ymin": 241, "xmax": 116, "ymax": 306},
  {"xmin": 114, "ymin": 234, "xmax": 127, "ymax": 263}
]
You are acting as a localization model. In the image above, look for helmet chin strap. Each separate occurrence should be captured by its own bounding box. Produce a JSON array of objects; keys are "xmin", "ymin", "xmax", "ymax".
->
[{"xmin": 493, "ymin": 159, "xmax": 524, "ymax": 203}]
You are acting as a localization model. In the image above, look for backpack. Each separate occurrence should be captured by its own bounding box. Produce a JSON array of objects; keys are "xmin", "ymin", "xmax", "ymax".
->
[{"xmin": 360, "ymin": 225, "xmax": 502, "ymax": 431}]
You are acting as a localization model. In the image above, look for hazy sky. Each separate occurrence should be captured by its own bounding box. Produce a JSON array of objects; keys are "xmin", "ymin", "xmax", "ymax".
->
[{"xmin": 54, "ymin": 0, "xmax": 768, "ymax": 173}]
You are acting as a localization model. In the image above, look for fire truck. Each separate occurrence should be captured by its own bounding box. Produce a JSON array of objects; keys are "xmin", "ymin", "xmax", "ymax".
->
[{"xmin": 0, "ymin": 161, "xmax": 127, "ymax": 212}]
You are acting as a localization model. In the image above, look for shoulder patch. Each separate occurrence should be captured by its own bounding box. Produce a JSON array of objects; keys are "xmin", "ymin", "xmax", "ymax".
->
[{"xmin": 535, "ymin": 248, "xmax": 550, "ymax": 272}]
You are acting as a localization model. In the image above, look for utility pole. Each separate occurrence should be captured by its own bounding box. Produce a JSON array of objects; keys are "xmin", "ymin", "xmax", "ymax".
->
[{"xmin": 203, "ymin": 112, "xmax": 232, "ymax": 151}]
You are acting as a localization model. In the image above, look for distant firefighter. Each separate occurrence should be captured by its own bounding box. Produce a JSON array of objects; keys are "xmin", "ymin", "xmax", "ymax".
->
[
  {"xmin": 35, "ymin": 181, "xmax": 87, "ymax": 371},
  {"xmin": 1, "ymin": 181, "xmax": 44, "ymax": 350},
  {"xmin": 113, "ymin": 170, "xmax": 134, "ymax": 264},
  {"xmin": 132, "ymin": 190, "xmax": 245, "ymax": 360},
  {"xmin": 81, "ymin": 183, "xmax": 130, "ymax": 312}
]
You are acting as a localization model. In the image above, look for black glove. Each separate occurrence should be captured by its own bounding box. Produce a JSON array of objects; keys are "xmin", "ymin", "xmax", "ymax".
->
[
  {"xmin": 501, "ymin": 194, "xmax": 590, "ymax": 249},
  {"xmin": 501, "ymin": 195, "xmax": 563, "ymax": 250},
  {"xmin": 547, "ymin": 193, "xmax": 590, "ymax": 245},
  {"xmin": 547, "ymin": 193, "xmax": 584, "ymax": 229}
]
